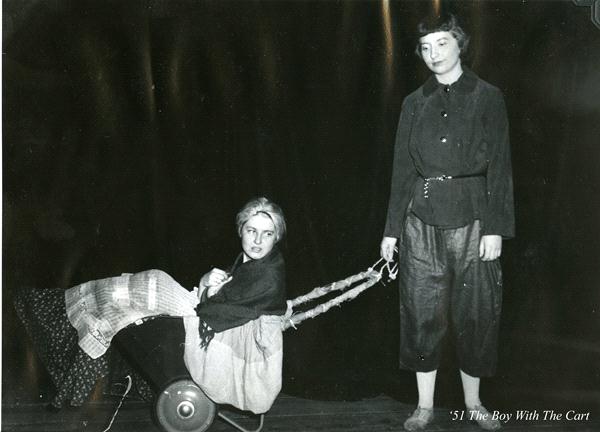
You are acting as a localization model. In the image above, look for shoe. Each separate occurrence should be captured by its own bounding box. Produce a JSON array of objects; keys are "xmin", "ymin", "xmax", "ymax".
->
[
  {"xmin": 404, "ymin": 406, "xmax": 434, "ymax": 431},
  {"xmin": 467, "ymin": 405, "xmax": 502, "ymax": 430}
]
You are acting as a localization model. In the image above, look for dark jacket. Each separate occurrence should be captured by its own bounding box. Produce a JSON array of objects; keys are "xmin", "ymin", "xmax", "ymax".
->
[
  {"xmin": 195, "ymin": 247, "xmax": 287, "ymax": 333},
  {"xmin": 384, "ymin": 68, "xmax": 515, "ymax": 238}
]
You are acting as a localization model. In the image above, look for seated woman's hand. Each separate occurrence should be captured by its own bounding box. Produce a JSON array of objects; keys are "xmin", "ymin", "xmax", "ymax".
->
[{"xmin": 200, "ymin": 268, "xmax": 233, "ymax": 298}]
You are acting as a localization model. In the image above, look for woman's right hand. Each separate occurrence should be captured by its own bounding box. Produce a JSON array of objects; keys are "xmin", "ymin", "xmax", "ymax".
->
[
  {"xmin": 199, "ymin": 268, "xmax": 232, "ymax": 298},
  {"xmin": 380, "ymin": 237, "xmax": 397, "ymax": 262}
]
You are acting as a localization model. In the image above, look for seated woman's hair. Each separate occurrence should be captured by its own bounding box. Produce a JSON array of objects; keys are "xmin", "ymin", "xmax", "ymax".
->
[
  {"xmin": 415, "ymin": 13, "xmax": 470, "ymax": 58},
  {"xmin": 236, "ymin": 197, "xmax": 287, "ymax": 242}
]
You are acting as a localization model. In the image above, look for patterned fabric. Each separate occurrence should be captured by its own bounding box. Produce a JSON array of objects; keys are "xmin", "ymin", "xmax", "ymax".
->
[
  {"xmin": 65, "ymin": 269, "xmax": 199, "ymax": 358},
  {"xmin": 13, "ymin": 287, "xmax": 152, "ymax": 408}
]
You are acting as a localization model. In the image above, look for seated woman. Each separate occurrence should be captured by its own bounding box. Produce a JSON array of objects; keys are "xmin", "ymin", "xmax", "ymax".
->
[
  {"xmin": 14, "ymin": 197, "xmax": 288, "ymax": 412},
  {"xmin": 183, "ymin": 197, "xmax": 288, "ymax": 413},
  {"xmin": 192, "ymin": 196, "xmax": 287, "ymax": 348}
]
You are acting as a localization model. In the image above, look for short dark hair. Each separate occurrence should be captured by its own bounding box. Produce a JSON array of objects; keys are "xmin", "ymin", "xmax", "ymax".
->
[{"xmin": 415, "ymin": 13, "xmax": 470, "ymax": 59}]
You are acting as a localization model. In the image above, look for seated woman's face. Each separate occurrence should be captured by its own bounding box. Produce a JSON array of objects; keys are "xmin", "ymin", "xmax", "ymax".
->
[{"xmin": 241, "ymin": 213, "xmax": 276, "ymax": 262}]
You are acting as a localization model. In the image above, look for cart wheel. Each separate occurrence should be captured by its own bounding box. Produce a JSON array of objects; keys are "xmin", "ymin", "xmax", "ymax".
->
[{"xmin": 155, "ymin": 379, "xmax": 217, "ymax": 432}]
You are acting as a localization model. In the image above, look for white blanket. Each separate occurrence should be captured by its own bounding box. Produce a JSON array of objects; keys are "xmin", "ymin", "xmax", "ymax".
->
[{"xmin": 65, "ymin": 270, "xmax": 199, "ymax": 359}]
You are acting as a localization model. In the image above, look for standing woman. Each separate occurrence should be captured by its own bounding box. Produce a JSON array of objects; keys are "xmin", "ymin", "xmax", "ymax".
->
[{"xmin": 380, "ymin": 14, "xmax": 514, "ymax": 431}]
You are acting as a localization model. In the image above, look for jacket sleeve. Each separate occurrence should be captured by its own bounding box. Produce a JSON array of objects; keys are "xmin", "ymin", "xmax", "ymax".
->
[
  {"xmin": 482, "ymin": 88, "xmax": 515, "ymax": 238},
  {"xmin": 383, "ymin": 97, "xmax": 419, "ymax": 238}
]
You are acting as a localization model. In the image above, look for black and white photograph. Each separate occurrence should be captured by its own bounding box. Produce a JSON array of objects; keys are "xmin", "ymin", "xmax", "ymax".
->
[{"xmin": 2, "ymin": 1, "xmax": 600, "ymax": 431}]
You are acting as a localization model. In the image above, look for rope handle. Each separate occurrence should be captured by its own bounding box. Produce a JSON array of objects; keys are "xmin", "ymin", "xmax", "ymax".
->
[
  {"xmin": 368, "ymin": 248, "xmax": 399, "ymax": 281},
  {"xmin": 282, "ymin": 251, "xmax": 399, "ymax": 331}
]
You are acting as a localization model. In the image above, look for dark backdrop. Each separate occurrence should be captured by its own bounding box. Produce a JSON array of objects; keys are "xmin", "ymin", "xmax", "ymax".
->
[{"xmin": 3, "ymin": 0, "xmax": 600, "ymax": 413}]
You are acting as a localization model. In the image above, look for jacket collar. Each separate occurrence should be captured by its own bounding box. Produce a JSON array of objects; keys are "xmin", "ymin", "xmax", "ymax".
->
[{"xmin": 422, "ymin": 66, "xmax": 478, "ymax": 97}]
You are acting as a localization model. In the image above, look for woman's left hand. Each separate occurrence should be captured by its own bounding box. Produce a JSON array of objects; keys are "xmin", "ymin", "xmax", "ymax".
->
[{"xmin": 479, "ymin": 235, "xmax": 502, "ymax": 261}]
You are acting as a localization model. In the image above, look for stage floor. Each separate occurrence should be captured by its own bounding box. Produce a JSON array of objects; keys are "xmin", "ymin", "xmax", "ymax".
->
[{"xmin": 2, "ymin": 393, "xmax": 599, "ymax": 432}]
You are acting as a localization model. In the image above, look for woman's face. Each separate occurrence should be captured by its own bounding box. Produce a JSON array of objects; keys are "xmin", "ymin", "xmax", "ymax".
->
[
  {"xmin": 419, "ymin": 31, "xmax": 461, "ymax": 79},
  {"xmin": 241, "ymin": 213, "xmax": 276, "ymax": 262}
]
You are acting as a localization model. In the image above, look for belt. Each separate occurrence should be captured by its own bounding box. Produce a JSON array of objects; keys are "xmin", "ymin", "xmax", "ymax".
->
[{"xmin": 421, "ymin": 173, "xmax": 485, "ymax": 199}]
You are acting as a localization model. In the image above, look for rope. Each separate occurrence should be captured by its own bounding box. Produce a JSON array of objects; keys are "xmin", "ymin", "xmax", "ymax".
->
[
  {"xmin": 282, "ymin": 256, "xmax": 397, "ymax": 331},
  {"xmin": 101, "ymin": 375, "xmax": 132, "ymax": 432},
  {"xmin": 287, "ymin": 269, "xmax": 378, "ymax": 308},
  {"xmin": 282, "ymin": 272, "xmax": 381, "ymax": 330}
]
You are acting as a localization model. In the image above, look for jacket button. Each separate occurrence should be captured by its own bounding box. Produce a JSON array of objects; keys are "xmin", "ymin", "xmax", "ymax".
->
[
  {"xmin": 440, "ymin": 136, "xmax": 448, "ymax": 143},
  {"xmin": 441, "ymin": 110, "xmax": 448, "ymax": 118},
  {"xmin": 444, "ymin": 85, "xmax": 451, "ymax": 93}
]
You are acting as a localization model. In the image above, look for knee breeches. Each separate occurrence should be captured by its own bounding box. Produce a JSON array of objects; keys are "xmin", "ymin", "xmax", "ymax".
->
[{"xmin": 398, "ymin": 213, "xmax": 503, "ymax": 377}]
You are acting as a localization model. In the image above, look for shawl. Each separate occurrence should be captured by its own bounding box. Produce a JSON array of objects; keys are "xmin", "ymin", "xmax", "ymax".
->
[{"xmin": 195, "ymin": 247, "xmax": 287, "ymax": 346}]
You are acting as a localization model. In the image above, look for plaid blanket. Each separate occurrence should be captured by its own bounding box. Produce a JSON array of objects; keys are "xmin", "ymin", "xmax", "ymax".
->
[{"xmin": 65, "ymin": 269, "xmax": 199, "ymax": 359}]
